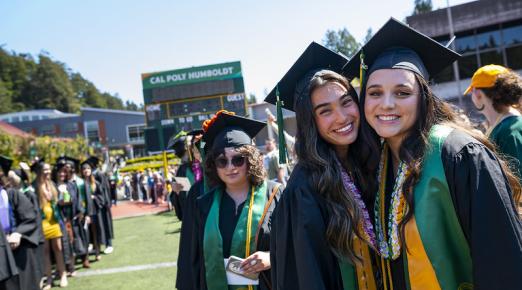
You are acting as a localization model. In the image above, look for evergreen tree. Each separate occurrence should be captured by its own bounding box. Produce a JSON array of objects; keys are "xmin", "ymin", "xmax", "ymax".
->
[
  {"xmin": 413, "ymin": 0, "xmax": 433, "ymax": 15},
  {"xmin": 323, "ymin": 28, "xmax": 360, "ymax": 58}
]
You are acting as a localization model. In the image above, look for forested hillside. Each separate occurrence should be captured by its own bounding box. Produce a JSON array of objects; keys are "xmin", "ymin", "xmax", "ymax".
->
[{"xmin": 0, "ymin": 47, "xmax": 141, "ymax": 114}]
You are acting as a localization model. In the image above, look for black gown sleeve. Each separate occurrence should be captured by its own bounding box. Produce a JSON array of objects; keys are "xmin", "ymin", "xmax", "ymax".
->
[
  {"xmin": 176, "ymin": 180, "xmax": 204, "ymax": 290},
  {"xmin": 172, "ymin": 163, "xmax": 191, "ymax": 221},
  {"xmin": 443, "ymin": 130, "xmax": 522, "ymax": 290},
  {"xmin": 270, "ymin": 166, "xmax": 344, "ymax": 290},
  {"xmin": 8, "ymin": 189, "xmax": 39, "ymax": 246}
]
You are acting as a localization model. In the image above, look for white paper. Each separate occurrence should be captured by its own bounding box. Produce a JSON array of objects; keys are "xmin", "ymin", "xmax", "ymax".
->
[
  {"xmin": 224, "ymin": 259, "xmax": 259, "ymax": 286},
  {"xmin": 174, "ymin": 177, "xmax": 192, "ymax": 191}
]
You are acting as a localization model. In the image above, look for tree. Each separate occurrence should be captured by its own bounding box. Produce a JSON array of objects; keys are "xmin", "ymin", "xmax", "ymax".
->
[
  {"xmin": 413, "ymin": 0, "xmax": 433, "ymax": 15},
  {"xmin": 0, "ymin": 48, "xmax": 135, "ymax": 114},
  {"xmin": 247, "ymin": 93, "xmax": 257, "ymax": 104},
  {"xmin": 323, "ymin": 28, "xmax": 360, "ymax": 58},
  {"xmin": 24, "ymin": 54, "xmax": 80, "ymax": 113},
  {"xmin": 363, "ymin": 28, "xmax": 373, "ymax": 44}
]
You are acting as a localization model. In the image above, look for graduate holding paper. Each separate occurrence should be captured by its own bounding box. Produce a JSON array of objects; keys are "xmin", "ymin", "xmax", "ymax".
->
[{"xmin": 192, "ymin": 111, "xmax": 283, "ymax": 290}]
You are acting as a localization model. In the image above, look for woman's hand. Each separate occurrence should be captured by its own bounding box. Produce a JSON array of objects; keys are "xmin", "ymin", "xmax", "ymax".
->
[
  {"xmin": 240, "ymin": 251, "xmax": 270, "ymax": 274},
  {"xmin": 172, "ymin": 182, "xmax": 183, "ymax": 194}
]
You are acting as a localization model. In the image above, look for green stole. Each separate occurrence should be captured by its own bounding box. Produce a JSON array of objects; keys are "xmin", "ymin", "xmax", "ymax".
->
[
  {"xmin": 405, "ymin": 124, "xmax": 472, "ymax": 289},
  {"xmin": 75, "ymin": 177, "xmax": 86, "ymax": 210},
  {"xmin": 185, "ymin": 166, "xmax": 195, "ymax": 198},
  {"xmin": 339, "ymin": 260, "xmax": 357, "ymax": 289},
  {"xmin": 203, "ymin": 181, "xmax": 268, "ymax": 290}
]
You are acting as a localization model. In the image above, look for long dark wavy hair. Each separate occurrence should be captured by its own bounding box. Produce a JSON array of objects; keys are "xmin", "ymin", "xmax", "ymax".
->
[
  {"xmin": 204, "ymin": 144, "xmax": 266, "ymax": 189},
  {"xmin": 357, "ymin": 71, "xmax": 522, "ymax": 247},
  {"xmin": 294, "ymin": 69, "xmax": 370, "ymax": 263}
]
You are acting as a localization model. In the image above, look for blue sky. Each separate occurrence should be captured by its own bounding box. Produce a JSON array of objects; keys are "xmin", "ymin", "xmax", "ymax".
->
[{"xmin": 0, "ymin": 0, "xmax": 473, "ymax": 106}]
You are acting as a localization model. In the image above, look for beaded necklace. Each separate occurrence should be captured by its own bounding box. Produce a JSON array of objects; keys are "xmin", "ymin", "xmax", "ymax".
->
[
  {"xmin": 335, "ymin": 158, "xmax": 377, "ymax": 250},
  {"xmin": 374, "ymin": 144, "xmax": 409, "ymax": 260}
]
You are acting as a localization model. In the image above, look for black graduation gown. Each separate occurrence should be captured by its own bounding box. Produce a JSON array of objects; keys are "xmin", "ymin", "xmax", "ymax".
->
[
  {"xmin": 172, "ymin": 163, "xmax": 192, "ymax": 221},
  {"xmin": 4, "ymin": 187, "xmax": 41, "ymax": 290},
  {"xmin": 29, "ymin": 182, "xmax": 45, "ymax": 280},
  {"xmin": 192, "ymin": 181, "xmax": 282, "ymax": 290},
  {"xmin": 87, "ymin": 180, "xmax": 107, "ymax": 246},
  {"xmin": 176, "ymin": 180, "xmax": 205, "ymax": 290},
  {"xmin": 57, "ymin": 181, "xmax": 82, "ymax": 269},
  {"xmin": 71, "ymin": 178, "xmax": 92, "ymax": 257},
  {"xmin": 270, "ymin": 164, "xmax": 354, "ymax": 290},
  {"xmin": 0, "ymin": 220, "xmax": 18, "ymax": 288},
  {"xmin": 94, "ymin": 170, "xmax": 114, "ymax": 242},
  {"xmin": 383, "ymin": 129, "xmax": 522, "ymax": 289}
]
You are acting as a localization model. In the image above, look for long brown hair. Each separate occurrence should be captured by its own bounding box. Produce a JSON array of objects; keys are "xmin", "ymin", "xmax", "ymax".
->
[
  {"xmin": 36, "ymin": 163, "xmax": 58, "ymax": 207},
  {"xmin": 293, "ymin": 69, "xmax": 368, "ymax": 262},
  {"xmin": 81, "ymin": 163, "xmax": 97, "ymax": 192},
  {"xmin": 359, "ymin": 71, "xmax": 522, "ymax": 246}
]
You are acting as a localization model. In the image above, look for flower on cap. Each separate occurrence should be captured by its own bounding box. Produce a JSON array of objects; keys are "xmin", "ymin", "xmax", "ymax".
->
[{"xmin": 202, "ymin": 110, "xmax": 235, "ymax": 132}]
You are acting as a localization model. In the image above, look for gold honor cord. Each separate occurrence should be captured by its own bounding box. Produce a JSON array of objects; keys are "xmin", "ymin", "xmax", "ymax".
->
[{"xmin": 245, "ymin": 186, "xmax": 256, "ymax": 290}]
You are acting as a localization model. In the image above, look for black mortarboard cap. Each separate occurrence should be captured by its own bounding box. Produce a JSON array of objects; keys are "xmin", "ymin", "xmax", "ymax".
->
[
  {"xmin": 342, "ymin": 18, "xmax": 460, "ymax": 80},
  {"xmin": 30, "ymin": 158, "xmax": 45, "ymax": 173},
  {"xmin": 56, "ymin": 156, "xmax": 80, "ymax": 172},
  {"xmin": 0, "ymin": 156, "xmax": 13, "ymax": 175},
  {"xmin": 264, "ymin": 41, "xmax": 349, "ymax": 111},
  {"xmin": 167, "ymin": 130, "xmax": 188, "ymax": 157},
  {"xmin": 202, "ymin": 112, "xmax": 266, "ymax": 152},
  {"xmin": 81, "ymin": 156, "xmax": 100, "ymax": 170}
]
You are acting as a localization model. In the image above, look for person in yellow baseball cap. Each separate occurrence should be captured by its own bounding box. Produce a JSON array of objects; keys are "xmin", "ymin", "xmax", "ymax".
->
[{"xmin": 465, "ymin": 64, "xmax": 522, "ymax": 179}]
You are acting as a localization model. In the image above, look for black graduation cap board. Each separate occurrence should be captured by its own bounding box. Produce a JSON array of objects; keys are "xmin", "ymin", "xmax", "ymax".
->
[
  {"xmin": 202, "ymin": 112, "xmax": 266, "ymax": 152},
  {"xmin": 264, "ymin": 41, "xmax": 349, "ymax": 111},
  {"xmin": 30, "ymin": 158, "xmax": 46, "ymax": 173},
  {"xmin": 0, "ymin": 155, "xmax": 13, "ymax": 175},
  {"xmin": 342, "ymin": 17, "xmax": 461, "ymax": 81}
]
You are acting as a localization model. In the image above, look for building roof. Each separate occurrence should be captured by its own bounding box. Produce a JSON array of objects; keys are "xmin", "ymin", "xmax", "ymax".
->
[
  {"xmin": 406, "ymin": 0, "xmax": 522, "ymax": 38},
  {"xmin": 0, "ymin": 109, "xmax": 78, "ymax": 119},
  {"xmin": 0, "ymin": 121, "xmax": 33, "ymax": 137},
  {"xmin": 80, "ymin": 107, "xmax": 145, "ymax": 116}
]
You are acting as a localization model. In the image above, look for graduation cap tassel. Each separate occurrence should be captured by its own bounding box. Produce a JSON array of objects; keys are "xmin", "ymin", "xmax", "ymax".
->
[
  {"xmin": 275, "ymin": 86, "xmax": 288, "ymax": 164},
  {"xmin": 359, "ymin": 50, "xmax": 368, "ymax": 86}
]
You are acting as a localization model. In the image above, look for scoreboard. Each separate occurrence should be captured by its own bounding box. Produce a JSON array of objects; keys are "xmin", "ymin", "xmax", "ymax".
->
[{"xmin": 141, "ymin": 61, "xmax": 247, "ymax": 153}]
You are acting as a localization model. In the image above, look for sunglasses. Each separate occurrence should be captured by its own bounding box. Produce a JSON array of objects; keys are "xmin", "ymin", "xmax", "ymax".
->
[{"xmin": 215, "ymin": 155, "xmax": 246, "ymax": 169}]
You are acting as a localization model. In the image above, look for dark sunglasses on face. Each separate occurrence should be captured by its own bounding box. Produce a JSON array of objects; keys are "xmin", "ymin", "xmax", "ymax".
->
[{"xmin": 215, "ymin": 155, "xmax": 246, "ymax": 169}]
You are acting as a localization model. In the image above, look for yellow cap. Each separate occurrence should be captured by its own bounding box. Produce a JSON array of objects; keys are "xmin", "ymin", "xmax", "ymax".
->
[{"xmin": 464, "ymin": 64, "xmax": 509, "ymax": 95}]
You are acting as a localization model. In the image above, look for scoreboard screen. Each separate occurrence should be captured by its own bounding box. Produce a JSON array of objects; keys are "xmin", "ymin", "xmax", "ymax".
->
[{"xmin": 142, "ymin": 61, "xmax": 248, "ymax": 153}]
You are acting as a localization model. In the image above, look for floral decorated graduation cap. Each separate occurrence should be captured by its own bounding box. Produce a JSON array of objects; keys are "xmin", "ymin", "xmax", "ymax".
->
[{"xmin": 202, "ymin": 110, "xmax": 266, "ymax": 152}]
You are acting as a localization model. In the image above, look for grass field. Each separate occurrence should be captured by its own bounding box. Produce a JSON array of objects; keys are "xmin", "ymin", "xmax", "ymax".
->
[{"xmin": 65, "ymin": 211, "xmax": 181, "ymax": 290}]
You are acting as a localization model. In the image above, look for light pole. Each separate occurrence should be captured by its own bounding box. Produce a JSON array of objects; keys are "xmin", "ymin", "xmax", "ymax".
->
[{"xmin": 446, "ymin": 0, "xmax": 463, "ymax": 107}]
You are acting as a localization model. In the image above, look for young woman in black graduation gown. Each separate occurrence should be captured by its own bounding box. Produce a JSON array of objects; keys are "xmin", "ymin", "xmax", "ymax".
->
[
  {"xmin": 347, "ymin": 18, "xmax": 522, "ymax": 289},
  {"xmin": 81, "ymin": 161, "xmax": 106, "ymax": 261},
  {"xmin": 54, "ymin": 162, "xmax": 82, "ymax": 276},
  {"xmin": 264, "ymin": 43, "xmax": 378, "ymax": 290},
  {"xmin": 170, "ymin": 131, "xmax": 206, "ymax": 290},
  {"xmin": 0, "ymin": 159, "xmax": 41, "ymax": 290},
  {"xmin": 192, "ymin": 111, "xmax": 283, "ymax": 290}
]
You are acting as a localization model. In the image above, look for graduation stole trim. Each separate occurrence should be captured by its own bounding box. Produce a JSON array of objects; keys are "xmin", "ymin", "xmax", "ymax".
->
[
  {"xmin": 404, "ymin": 124, "xmax": 472, "ymax": 290},
  {"xmin": 185, "ymin": 166, "xmax": 195, "ymax": 197},
  {"xmin": 203, "ymin": 181, "xmax": 267, "ymax": 290},
  {"xmin": 338, "ymin": 237, "xmax": 377, "ymax": 290}
]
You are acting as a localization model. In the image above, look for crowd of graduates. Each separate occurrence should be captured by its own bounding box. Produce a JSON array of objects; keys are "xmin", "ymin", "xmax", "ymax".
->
[{"xmin": 0, "ymin": 155, "xmax": 115, "ymax": 290}]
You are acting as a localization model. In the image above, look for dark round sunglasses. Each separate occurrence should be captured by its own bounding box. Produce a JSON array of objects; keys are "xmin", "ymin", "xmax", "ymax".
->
[{"xmin": 215, "ymin": 155, "xmax": 246, "ymax": 169}]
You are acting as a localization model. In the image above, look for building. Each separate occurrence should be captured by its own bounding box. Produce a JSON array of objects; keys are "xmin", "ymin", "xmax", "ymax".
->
[
  {"xmin": 0, "ymin": 107, "xmax": 146, "ymax": 158},
  {"xmin": 406, "ymin": 0, "xmax": 522, "ymax": 114}
]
